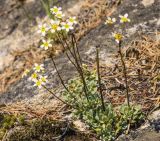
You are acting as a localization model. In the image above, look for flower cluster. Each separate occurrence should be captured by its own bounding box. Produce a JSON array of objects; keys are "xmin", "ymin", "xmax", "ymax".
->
[
  {"xmin": 105, "ymin": 13, "xmax": 130, "ymax": 43},
  {"xmin": 38, "ymin": 6, "xmax": 78, "ymax": 50},
  {"xmin": 22, "ymin": 63, "xmax": 48, "ymax": 88}
]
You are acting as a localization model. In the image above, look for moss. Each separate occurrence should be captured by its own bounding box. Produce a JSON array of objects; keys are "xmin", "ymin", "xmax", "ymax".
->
[
  {"xmin": 0, "ymin": 128, "xmax": 6, "ymax": 140},
  {"xmin": 0, "ymin": 113, "xmax": 28, "ymax": 140},
  {"xmin": 0, "ymin": 115, "xmax": 92, "ymax": 141},
  {"xmin": 8, "ymin": 119, "xmax": 91, "ymax": 141}
]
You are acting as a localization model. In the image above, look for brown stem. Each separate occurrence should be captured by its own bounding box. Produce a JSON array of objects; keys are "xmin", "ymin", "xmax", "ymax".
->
[
  {"xmin": 118, "ymin": 41, "xmax": 130, "ymax": 107},
  {"xmin": 56, "ymin": 33, "xmax": 79, "ymax": 70},
  {"xmin": 50, "ymin": 55, "xmax": 70, "ymax": 93},
  {"xmin": 61, "ymin": 32, "xmax": 77, "ymax": 60},
  {"xmin": 71, "ymin": 33, "xmax": 83, "ymax": 67},
  {"xmin": 42, "ymin": 85, "xmax": 73, "ymax": 107},
  {"xmin": 70, "ymin": 34, "xmax": 89, "ymax": 102},
  {"xmin": 96, "ymin": 46, "xmax": 105, "ymax": 111},
  {"xmin": 79, "ymin": 69, "xmax": 89, "ymax": 102},
  {"xmin": 61, "ymin": 32, "xmax": 89, "ymax": 102}
]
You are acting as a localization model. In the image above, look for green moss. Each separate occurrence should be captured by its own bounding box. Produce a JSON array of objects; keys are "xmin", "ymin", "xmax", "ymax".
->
[
  {"xmin": 0, "ymin": 113, "xmax": 28, "ymax": 140},
  {"xmin": 0, "ymin": 115, "xmax": 91, "ymax": 141},
  {"xmin": 0, "ymin": 128, "xmax": 6, "ymax": 140}
]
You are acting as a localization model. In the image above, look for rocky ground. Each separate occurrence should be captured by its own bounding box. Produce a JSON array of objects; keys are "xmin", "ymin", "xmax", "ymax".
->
[{"xmin": 0, "ymin": 0, "xmax": 160, "ymax": 140}]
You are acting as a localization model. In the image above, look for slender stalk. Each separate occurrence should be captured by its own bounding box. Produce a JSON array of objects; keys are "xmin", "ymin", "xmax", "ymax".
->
[
  {"xmin": 56, "ymin": 33, "xmax": 79, "ymax": 70},
  {"xmin": 50, "ymin": 55, "xmax": 70, "ymax": 93},
  {"xmin": 96, "ymin": 46, "xmax": 105, "ymax": 111},
  {"xmin": 60, "ymin": 32, "xmax": 77, "ymax": 61},
  {"xmin": 71, "ymin": 33, "xmax": 83, "ymax": 67},
  {"xmin": 57, "ymin": 33, "xmax": 89, "ymax": 102},
  {"xmin": 70, "ymin": 34, "xmax": 89, "ymax": 102},
  {"xmin": 79, "ymin": 69, "xmax": 89, "ymax": 102},
  {"xmin": 42, "ymin": 85, "xmax": 73, "ymax": 107},
  {"xmin": 118, "ymin": 41, "xmax": 130, "ymax": 107},
  {"xmin": 60, "ymin": 32, "xmax": 89, "ymax": 102}
]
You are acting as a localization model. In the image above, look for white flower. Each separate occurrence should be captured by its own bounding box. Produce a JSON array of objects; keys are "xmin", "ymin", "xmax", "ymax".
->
[
  {"xmin": 119, "ymin": 13, "xmax": 131, "ymax": 23},
  {"xmin": 34, "ymin": 79, "xmax": 43, "ymax": 88},
  {"xmin": 112, "ymin": 33, "xmax": 123, "ymax": 43},
  {"xmin": 37, "ymin": 23, "xmax": 49, "ymax": 36},
  {"xmin": 50, "ymin": 6, "xmax": 62, "ymax": 15},
  {"xmin": 105, "ymin": 17, "xmax": 116, "ymax": 25},
  {"xmin": 50, "ymin": 20, "xmax": 61, "ymax": 33},
  {"xmin": 55, "ymin": 11, "xmax": 65, "ymax": 19},
  {"xmin": 61, "ymin": 22, "xmax": 73, "ymax": 32},
  {"xmin": 40, "ymin": 75, "xmax": 48, "ymax": 84},
  {"xmin": 22, "ymin": 69, "xmax": 30, "ymax": 78},
  {"xmin": 29, "ymin": 72, "xmax": 38, "ymax": 82},
  {"xmin": 33, "ymin": 63, "xmax": 44, "ymax": 72},
  {"xmin": 67, "ymin": 17, "xmax": 77, "ymax": 25},
  {"xmin": 40, "ymin": 39, "xmax": 52, "ymax": 50}
]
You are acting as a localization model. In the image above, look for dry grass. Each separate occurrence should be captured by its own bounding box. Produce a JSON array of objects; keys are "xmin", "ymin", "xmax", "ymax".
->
[{"xmin": 101, "ymin": 34, "xmax": 160, "ymax": 113}]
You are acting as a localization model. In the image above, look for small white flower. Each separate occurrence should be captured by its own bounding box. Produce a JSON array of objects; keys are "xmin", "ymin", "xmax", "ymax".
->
[
  {"xmin": 40, "ymin": 39, "xmax": 52, "ymax": 50},
  {"xmin": 38, "ymin": 23, "xmax": 49, "ymax": 36},
  {"xmin": 50, "ymin": 6, "xmax": 62, "ymax": 15},
  {"xmin": 67, "ymin": 17, "xmax": 77, "ymax": 25},
  {"xmin": 119, "ymin": 13, "xmax": 131, "ymax": 23},
  {"xmin": 33, "ymin": 63, "xmax": 44, "ymax": 72},
  {"xmin": 105, "ymin": 17, "xmax": 116, "ymax": 25},
  {"xmin": 61, "ymin": 22, "xmax": 73, "ymax": 32},
  {"xmin": 112, "ymin": 33, "xmax": 123, "ymax": 43},
  {"xmin": 40, "ymin": 75, "xmax": 48, "ymax": 84},
  {"xmin": 55, "ymin": 11, "xmax": 65, "ymax": 19},
  {"xmin": 22, "ymin": 69, "xmax": 30, "ymax": 78},
  {"xmin": 29, "ymin": 72, "xmax": 38, "ymax": 82},
  {"xmin": 50, "ymin": 20, "xmax": 61, "ymax": 33},
  {"xmin": 34, "ymin": 79, "xmax": 43, "ymax": 88}
]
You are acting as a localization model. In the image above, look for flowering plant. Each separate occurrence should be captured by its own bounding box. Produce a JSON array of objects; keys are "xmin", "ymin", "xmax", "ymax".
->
[{"xmin": 22, "ymin": 5, "xmax": 144, "ymax": 140}]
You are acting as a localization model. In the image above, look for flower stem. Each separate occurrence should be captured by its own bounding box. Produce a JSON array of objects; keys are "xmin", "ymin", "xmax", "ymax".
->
[
  {"xmin": 70, "ymin": 34, "xmax": 89, "ymax": 102},
  {"xmin": 71, "ymin": 33, "xmax": 83, "ymax": 67},
  {"xmin": 60, "ymin": 32, "xmax": 89, "ymax": 102},
  {"xmin": 42, "ymin": 85, "xmax": 73, "ymax": 107},
  {"xmin": 50, "ymin": 55, "xmax": 70, "ymax": 93},
  {"xmin": 56, "ymin": 33, "xmax": 78, "ymax": 70},
  {"xmin": 96, "ymin": 46, "xmax": 105, "ymax": 111},
  {"xmin": 118, "ymin": 41, "xmax": 130, "ymax": 107}
]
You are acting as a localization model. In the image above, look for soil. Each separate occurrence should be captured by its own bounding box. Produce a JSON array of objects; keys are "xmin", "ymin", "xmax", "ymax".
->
[{"xmin": 0, "ymin": 0, "xmax": 160, "ymax": 140}]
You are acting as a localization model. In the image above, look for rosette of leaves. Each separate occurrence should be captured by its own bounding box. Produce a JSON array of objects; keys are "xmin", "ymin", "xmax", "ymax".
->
[{"xmin": 63, "ymin": 68, "xmax": 144, "ymax": 140}]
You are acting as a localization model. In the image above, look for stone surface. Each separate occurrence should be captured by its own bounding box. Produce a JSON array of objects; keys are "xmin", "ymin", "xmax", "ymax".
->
[
  {"xmin": 0, "ymin": 0, "xmax": 84, "ymax": 72},
  {"xmin": 134, "ymin": 131, "xmax": 160, "ymax": 141},
  {"xmin": 142, "ymin": 0, "xmax": 155, "ymax": 7}
]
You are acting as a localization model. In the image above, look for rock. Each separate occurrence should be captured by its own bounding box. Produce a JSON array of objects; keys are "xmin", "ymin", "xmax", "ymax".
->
[
  {"xmin": 134, "ymin": 131, "xmax": 160, "ymax": 141},
  {"xmin": 141, "ymin": 0, "xmax": 155, "ymax": 7},
  {"xmin": 0, "ymin": 0, "xmax": 85, "ymax": 72},
  {"xmin": 149, "ymin": 110, "xmax": 160, "ymax": 121},
  {"xmin": 73, "ymin": 120, "xmax": 88, "ymax": 132}
]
